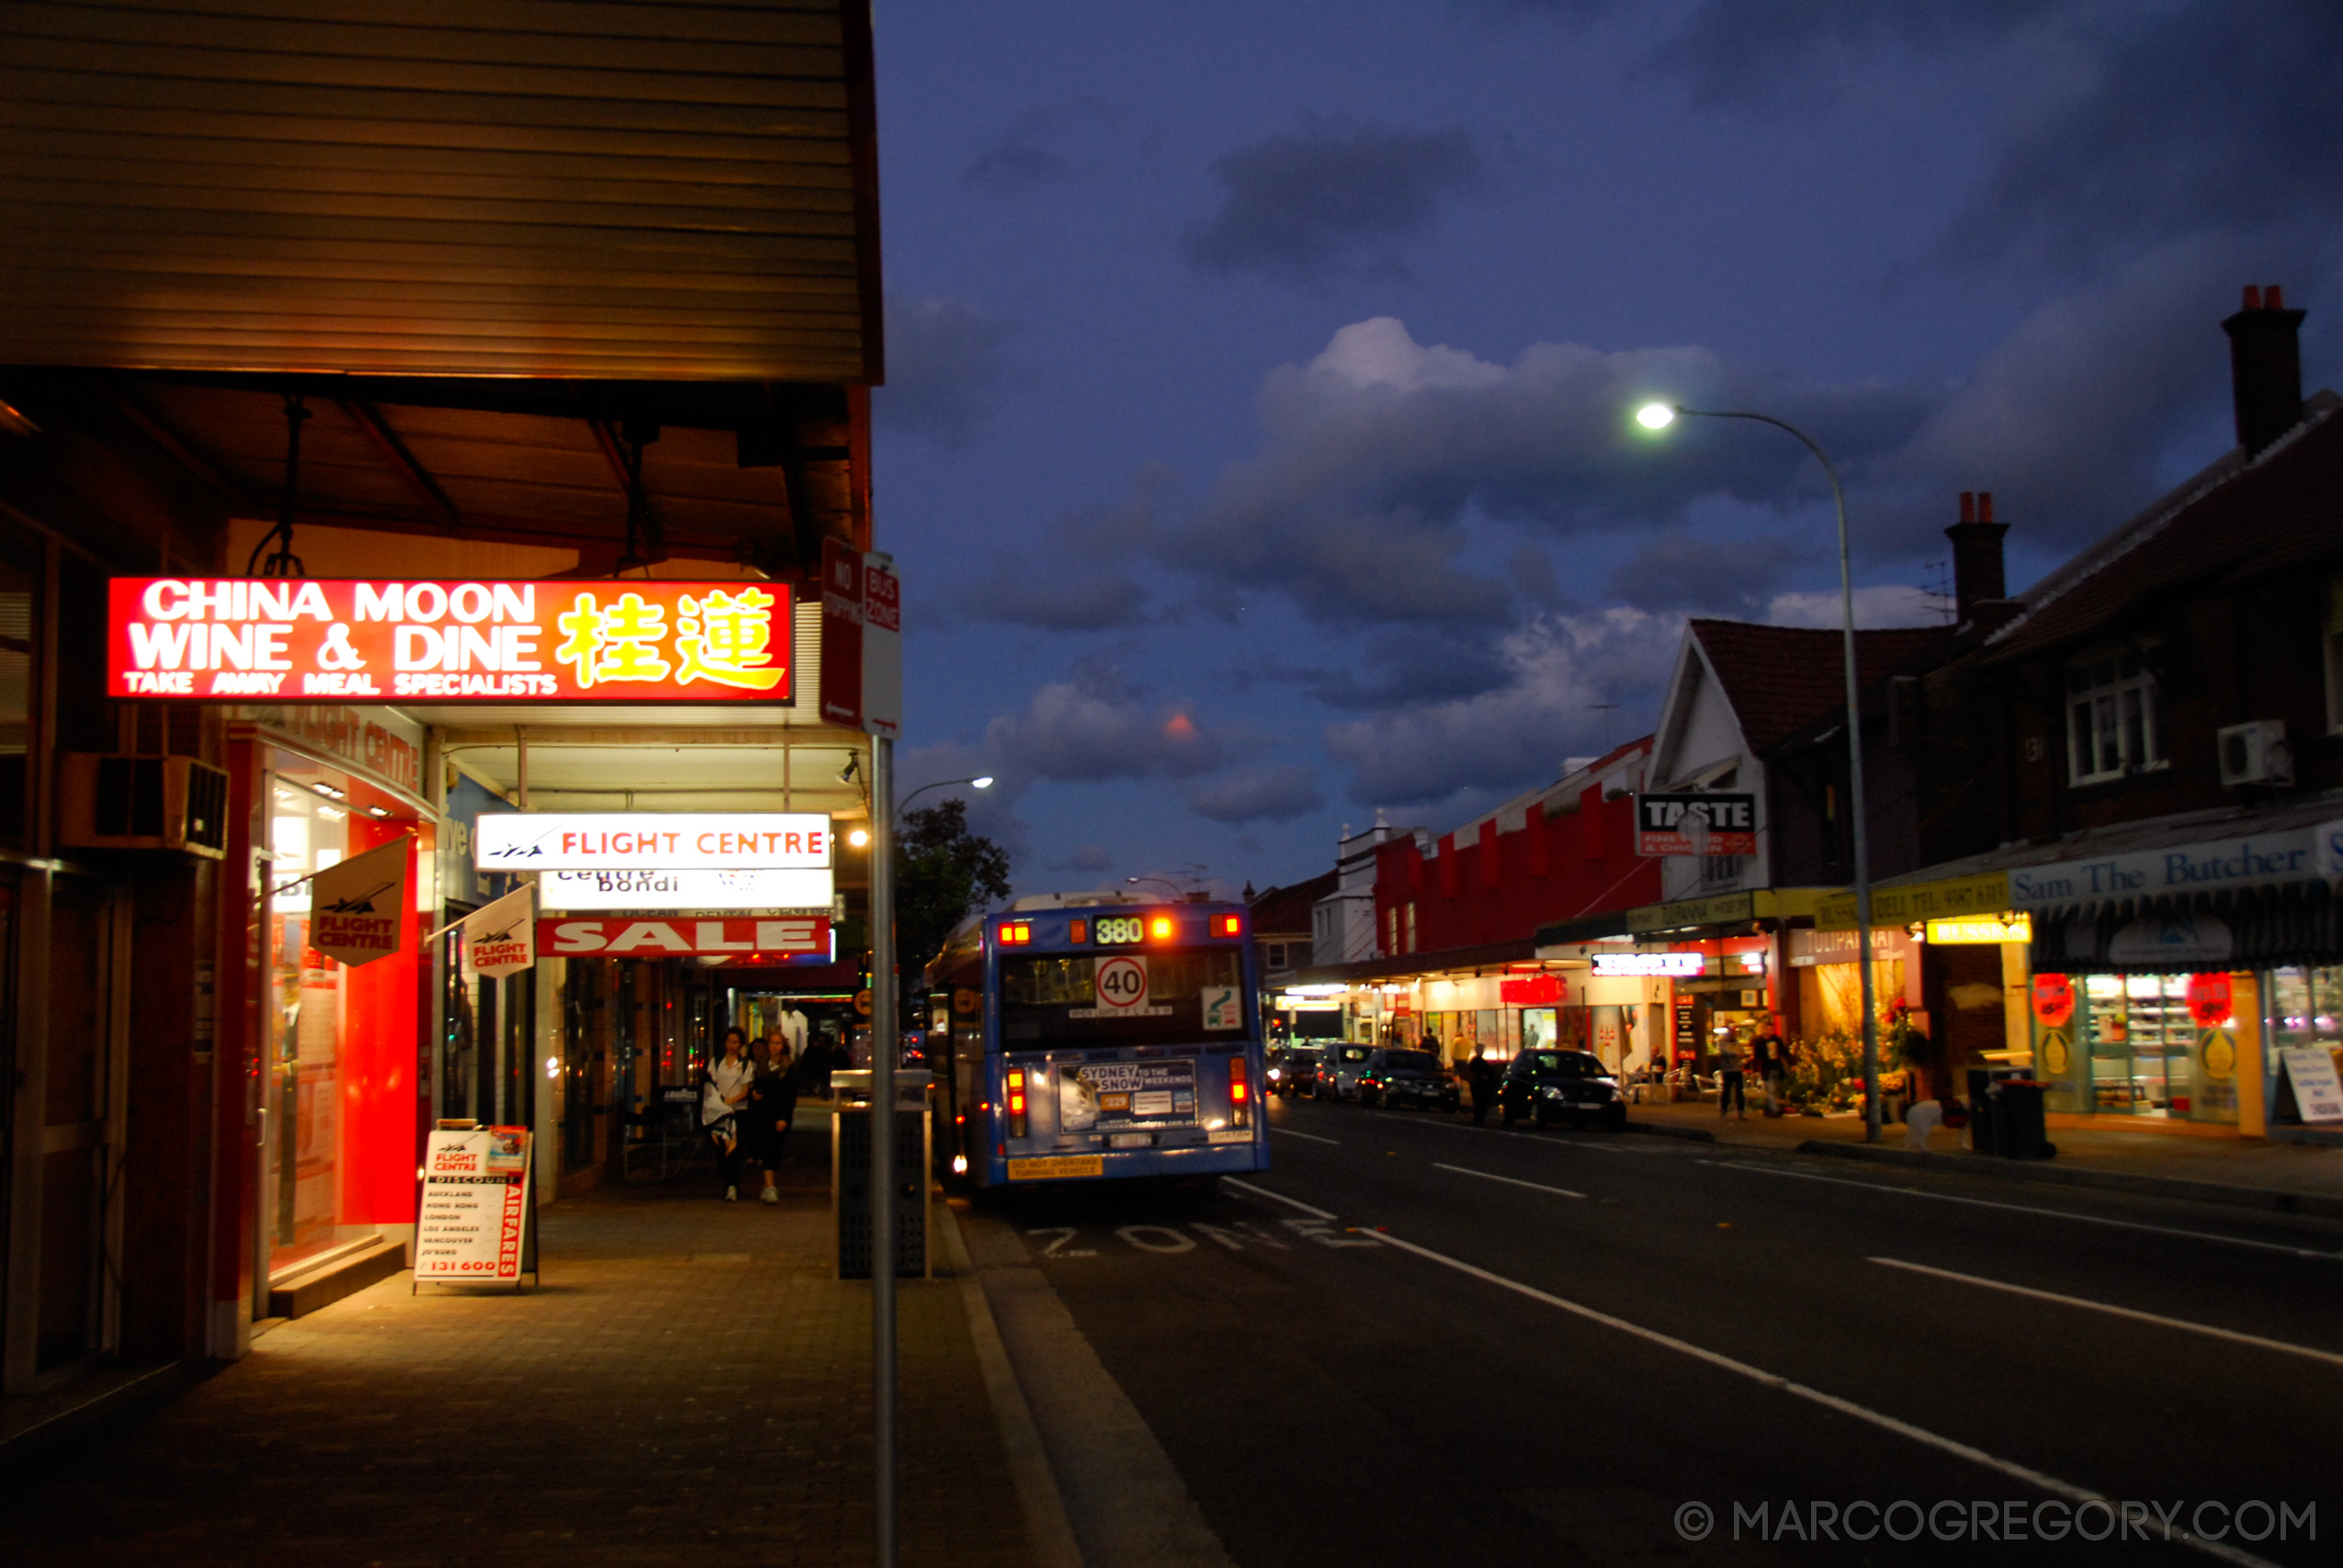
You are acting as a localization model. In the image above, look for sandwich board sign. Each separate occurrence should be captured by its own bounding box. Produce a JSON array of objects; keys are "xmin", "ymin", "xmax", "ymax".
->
[{"xmin": 414, "ymin": 1123, "xmax": 537, "ymax": 1288}]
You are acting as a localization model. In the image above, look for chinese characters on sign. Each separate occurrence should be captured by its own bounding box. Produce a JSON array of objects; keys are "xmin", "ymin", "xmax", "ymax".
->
[{"xmin": 107, "ymin": 579, "xmax": 792, "ymax": 702}]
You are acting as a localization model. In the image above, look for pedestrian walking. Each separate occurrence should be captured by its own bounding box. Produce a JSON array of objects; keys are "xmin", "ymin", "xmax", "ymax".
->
[
  {"xmin": 1715, "ymin": 1036, "xmax": 1746, "ymax": 1119},
  {"xmin": 1749, "ymin": 1022, "xmax": 1787, "ymax": 1115},
  {"xmin": 703, "ymin": 1027, "xmax": 755, "ymax": 1200},
  {"xmin": 744, "ymin": 1038, "xmax": 798, "ymax": 1205},
  {"xmin": 1467, "ymin": 1045, "xmax": 1500, "ymax": 1126},
  {"xmin": 798, "ymin": 1032, "xmax": 836, "ymax": 1098}
]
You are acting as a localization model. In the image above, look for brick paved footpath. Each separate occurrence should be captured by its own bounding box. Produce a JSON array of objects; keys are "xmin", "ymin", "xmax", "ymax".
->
[{"xmin": 0, "ymin": 1133, "xmax": 1037, "ymax": 1568}]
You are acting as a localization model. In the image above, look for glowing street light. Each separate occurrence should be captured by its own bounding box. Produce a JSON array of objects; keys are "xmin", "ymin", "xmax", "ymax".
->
[{"xmin": 1634, "ymin": 398, "xmax": 1885, "ymax": 1145}]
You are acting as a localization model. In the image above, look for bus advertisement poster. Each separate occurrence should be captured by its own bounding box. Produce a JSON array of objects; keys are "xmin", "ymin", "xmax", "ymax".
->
[
  {"xmin": 415, "ymin": 1126, "xmax": 532, "ymax": 1283},
  {"xmin": 1058, "ymin": 1059, "xmax": 1199, "ymax": 1132}
]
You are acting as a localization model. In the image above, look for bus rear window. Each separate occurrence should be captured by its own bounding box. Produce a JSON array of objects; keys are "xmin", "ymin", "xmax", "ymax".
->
[{"xmin": 1002, "ymin": 949, "xmax": 1244, "ymax": 1045}]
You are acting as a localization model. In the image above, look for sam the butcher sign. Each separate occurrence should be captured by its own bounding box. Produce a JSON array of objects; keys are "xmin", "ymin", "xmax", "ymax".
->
[{"xmin": 108, "ymin": 578, "xmax": 791, "ymax": 702}]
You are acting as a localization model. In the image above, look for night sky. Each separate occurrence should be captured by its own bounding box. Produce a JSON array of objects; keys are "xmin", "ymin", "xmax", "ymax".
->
[{"xmin": 867, "ymin": 0, "xmax": 2342, "ymax": 897}]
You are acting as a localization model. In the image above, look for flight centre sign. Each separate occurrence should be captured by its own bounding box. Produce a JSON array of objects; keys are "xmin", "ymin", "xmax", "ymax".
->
[
  {"xmin": 108, "ymin": 578, "xmax": 791, "ymax": 701},
  {"xmin": 475, "ymin": 813, "xmax": 832, "ymax": 873}
]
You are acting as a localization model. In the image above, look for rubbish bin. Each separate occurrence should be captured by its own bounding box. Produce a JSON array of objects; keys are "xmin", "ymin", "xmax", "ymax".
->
[
  {"xmin": 831, "ymin": 1070, "xmax": 933, "ymax": 1280},
  {"xmin": 1991, "ymin": 1079, "xmax": 2055, "ymax": 1161}
]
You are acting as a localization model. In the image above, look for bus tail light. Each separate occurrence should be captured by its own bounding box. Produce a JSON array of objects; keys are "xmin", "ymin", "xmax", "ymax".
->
[
  {"xmin": 1228, "ymin": 1059, "xmax": 1251, "ymax": 1128},
  {"xmin": 1149, "ymin": 915, "xmax": 1175, "ymax": 941},
  {"xmin": 1006, "ymin": 1069, "xmax": 1028, "ymax": 1139},
  {"xmin": 1214, "ymin": 913, "xmax": 1242, "ymax": 938},
  {"xmin": 1000, "ymin": 920, "xmax": 1032, "ymax": 945}
]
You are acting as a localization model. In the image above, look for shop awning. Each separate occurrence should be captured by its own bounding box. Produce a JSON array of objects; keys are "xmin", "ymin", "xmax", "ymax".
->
[
  {"xmin": 2029, "ymin": 881, "xmax": 2337, "ymax": 975},
  {"xmin": 1814, "ymin": 870, "xmax": 2010, "ymax": 931},
  {"xmin": 1539, "ymin": 887, "xmax": 1826, "ymax": 954},
  {"xmin": 1292, "ymin": 936, "xmax": 1538, "ymax": 987}
]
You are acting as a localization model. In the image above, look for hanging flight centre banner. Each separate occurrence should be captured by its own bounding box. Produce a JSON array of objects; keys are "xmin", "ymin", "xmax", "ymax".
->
[
  {"xmin": 107, "ymin": 579, "xmax": 792, "ymax": 702},
  {"xmin": 309, "ymin": 837, "xmax": 411, "ymax": 966},
  {"xmin": 1634, "ymin": 793, "xmax": 1759, "ymax": 857},
  {"xmin": 462, "ymin": 886, "xmax": 535, "ymax": 979},
  {"xmin": 415, "ymin": 1126, "xmax": 534, "ymax": 1284}
]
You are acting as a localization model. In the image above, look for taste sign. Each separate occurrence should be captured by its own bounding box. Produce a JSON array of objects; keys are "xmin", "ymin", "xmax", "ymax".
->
[{"xmin": 108, "ymin": 578, "xmax": 792, "ymax": 702}]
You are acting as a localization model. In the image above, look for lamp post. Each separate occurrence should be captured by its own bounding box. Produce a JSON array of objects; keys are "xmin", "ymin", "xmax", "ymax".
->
[
  {"xmin": 1125, "ymin": 875, "xmax": 1186, "ymax": 900},
  {"xmin": 1635, "ymin": 401, "xmax": 1884, "ymax": 1144}
]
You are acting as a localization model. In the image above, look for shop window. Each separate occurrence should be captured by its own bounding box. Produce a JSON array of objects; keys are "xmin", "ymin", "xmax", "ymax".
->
[
  {"xmin": 1265, "ymin": 942, "xmax": 1287, "ymax": 970},
  {"xmin": 1702, "ymin": 854, "xmax": 1743, "ymax": 887},
  {"xmin": 2065, "ymin": 643, "xmax": 2165, "ymax": 784},
  {"xmin": 1384, "ymin": 906, "xmax": 1398, "ymax": 955}
]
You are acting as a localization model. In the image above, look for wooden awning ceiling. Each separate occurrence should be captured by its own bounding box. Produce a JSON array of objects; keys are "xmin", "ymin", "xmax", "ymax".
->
[
  {"xmin": 0, "ymin": 0, "xmax": 881, "ymax": 385},
  {"xmin": 31, "ymin": 367, "xmax": 867, "ymax": 575}
]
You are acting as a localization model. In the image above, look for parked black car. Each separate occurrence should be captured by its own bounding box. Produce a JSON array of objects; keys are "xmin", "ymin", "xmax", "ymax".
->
[
  {"xmin": 1355, "ymin": 1047, "xmax": 1461, "ymax": 1111},
  {"xmin": 1498, "ymin": 1049, "xmax": 1627, "ymax": 1130},
  {"xmin": 1268, "ymin": 1045, "xmax": 1323, "ymax": 1099}
]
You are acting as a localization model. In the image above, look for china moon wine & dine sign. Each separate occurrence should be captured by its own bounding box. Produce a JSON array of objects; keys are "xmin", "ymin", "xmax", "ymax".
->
[{"xmin": 108, "ymin": 578, "xmax": 792, "ymax": 702}]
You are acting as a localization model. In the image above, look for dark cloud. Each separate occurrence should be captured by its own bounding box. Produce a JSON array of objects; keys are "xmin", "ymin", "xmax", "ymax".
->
[
  {"xmin": 965, "ymin": 98, "xmax": 1126, "ymax": 193},
  {"xmin": 959, "ymin": 474, "xmax": 1170, "ymax": 630},
  {"xmin": 1186, "ymin": 764, "xmax": 1326, "ymax": 825},
  {"xmin": 1322, "ymin": 608, "xmax": 1681, "ymax": 806},
  {"xmin": 1050, "ymin": 844, "xmax": 1115, "ymax": 874},
  {"xmin": 1270, "ymin": 625, "xmax": 1513, "ymax": 709},
  {"xmin": 1649, "ymin": 0, "xmax": 2065, "ymax": 110},
  {"xmin": 1646, "ymin": 2, "xmax": 2343, "ymax": 276},
  {"xmin": 979, "ymin": 657, "xmax": 1227, "ymax": 784},
  {"xmin": 1157, "ymin": 316, "xmax": 1939, "ymax": 626},
  {"xmin": 1607, "ymin": 531, "xmax": 1799, "ymax": 613},
  {"xmin": 1942, "ymin": 4, "xmax": 2343, "ymax": 274},
  {"xmin": 874, "ymin": 292, "xmax": 1019, "ymax": 448},
  {"xmin": 1182, "ymin": 120, "xmax": 1487, "ymax": 287}
]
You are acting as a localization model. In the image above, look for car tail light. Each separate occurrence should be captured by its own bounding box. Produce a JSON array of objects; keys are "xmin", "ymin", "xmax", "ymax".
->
[
  {"xmin": 1006, "ymin": 1069, "xmax": 1028, "ymax": 1138},
  {"xmin": 1229, "ymin": 1059, "xmax": 1251, "ymax": 1127}
]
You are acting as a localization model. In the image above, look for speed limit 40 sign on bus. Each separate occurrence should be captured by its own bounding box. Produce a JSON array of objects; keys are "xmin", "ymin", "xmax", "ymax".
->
[{"xmin": 1093, "ymin": 955, "xmax": 1149, "ymax": 1010}]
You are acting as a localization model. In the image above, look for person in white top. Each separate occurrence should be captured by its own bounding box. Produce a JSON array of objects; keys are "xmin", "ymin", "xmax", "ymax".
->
[{"xmin": 702, "ymin": 1027, "xmax": 756, "ymax": 1200}]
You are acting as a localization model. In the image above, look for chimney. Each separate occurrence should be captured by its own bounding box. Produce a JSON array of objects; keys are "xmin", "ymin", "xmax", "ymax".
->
[
  {"xmin": 2221, "ymin": 284, "xmax": 2306, "ymax": 455},
  {"xmin": 1944, "ymin": 490, "xmax": 2009, "ymax": 626}
]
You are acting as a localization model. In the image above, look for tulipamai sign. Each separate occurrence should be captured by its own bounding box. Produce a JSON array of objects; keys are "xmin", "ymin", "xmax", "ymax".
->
[{"xmin": 108, "ymin": 579, "xmax": 792, "ymax": 702}]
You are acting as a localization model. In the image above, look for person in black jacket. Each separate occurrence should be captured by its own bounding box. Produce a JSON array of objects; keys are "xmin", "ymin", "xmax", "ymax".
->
[
  {"xmin": 1467, "ymin": 1046, "xmax": 1501, "ymax": 1126},
  {"xmin": 744, "ymin": 1036, "xmax": 798, "ymax": 1205}
]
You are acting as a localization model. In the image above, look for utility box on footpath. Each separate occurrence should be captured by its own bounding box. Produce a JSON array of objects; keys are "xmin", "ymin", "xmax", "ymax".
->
[{"xmin": 831, "ymin": 1071, "xmax": 933, "ymax": 1280}]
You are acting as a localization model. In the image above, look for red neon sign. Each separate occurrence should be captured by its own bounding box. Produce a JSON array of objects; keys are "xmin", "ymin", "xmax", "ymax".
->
[{"xmin": 108, "ymin": 579, "xmax": 792, "ymax": 702}]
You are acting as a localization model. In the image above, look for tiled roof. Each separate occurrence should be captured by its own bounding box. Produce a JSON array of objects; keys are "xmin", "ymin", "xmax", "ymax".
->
[
  {"xmin": 1689, "ymin": 620, "xmax": 1952, "ymax": 752},
  {"xmin": 1986, "ymin": 394, "xmax": 2343, "ymax": 660},
  {"xmin": 1249, "ymin": 870, "xmax": 1336, "ymax": 935}
]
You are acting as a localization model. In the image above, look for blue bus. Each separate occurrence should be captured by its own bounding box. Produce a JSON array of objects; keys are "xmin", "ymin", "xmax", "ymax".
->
[{"xmin": 924, "ymin": 894, "xmax": 1270, "ymax": 1190}]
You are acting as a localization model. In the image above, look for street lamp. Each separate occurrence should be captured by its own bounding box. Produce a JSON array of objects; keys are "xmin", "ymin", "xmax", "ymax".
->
[
  {"xmin": 1634, "ymin": 400, "xmax": 1885, "ymax": 1144},
  {"xmin": 894, "ymin": 774, "xmax": 992, "ymax": 818},
  {"xmin": 1126, "ymin": 874, "xmax": 1186, "ymax": 899}
]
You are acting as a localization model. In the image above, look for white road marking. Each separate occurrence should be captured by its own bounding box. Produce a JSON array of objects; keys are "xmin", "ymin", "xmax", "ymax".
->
[
  {"xmin": 1360, "ymin": 1110, "xmax": 1644, "ymax": 1151},
  {"xmin": 1025, "ymin": 1226, "xmax": 1096, "ymax": 1258},
  {"xmin": 1117, "ymin": 1224, "xmax": 1194, "ymax": 1254},
  {"xmin": 1368, "ymin": 1227, "xmax": 2281, "ymax": 1568},
  {"xmin": 1871, "ymin": 1257, "xmax": 2343, "ymax": 1370},
  {"xmin": 1269, "ymin": 1127, "xmax": 1341, "ymax": 1145},
  {"xmin": 1698, "ymin": 1159, "xmax": 2343, "ymax": 1261},
  {"xmin": 1225, "ymin": 1178, "xmax": 1336, "ymax": 1220},
  {"xmin": 1431, "ymin": 1163, "xmax": 1585, "ymax": 1199}
]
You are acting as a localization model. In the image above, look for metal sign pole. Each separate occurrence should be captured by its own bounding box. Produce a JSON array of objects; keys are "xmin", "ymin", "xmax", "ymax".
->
[{"xmin": 868, "ymin": 733, "xmax": 898, "ymax": 1568}]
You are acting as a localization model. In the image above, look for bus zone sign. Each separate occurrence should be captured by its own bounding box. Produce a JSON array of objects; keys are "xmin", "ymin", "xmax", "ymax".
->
[{"xmin": 108, "ymin": 578, "xmax": 792, "ymax": 702}]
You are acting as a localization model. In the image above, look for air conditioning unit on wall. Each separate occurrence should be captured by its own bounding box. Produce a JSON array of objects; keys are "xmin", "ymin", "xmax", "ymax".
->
[
  {"xmin": 59, "ymin": 754, "xmax": 231, "ymax": 858},
  {"xmin": 2216, "ymin": 720, "xmax": 2292, "ymax": 788}
]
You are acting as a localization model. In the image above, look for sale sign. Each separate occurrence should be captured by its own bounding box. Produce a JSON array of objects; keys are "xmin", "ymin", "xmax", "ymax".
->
[
  {"xmin": 108, "ymin": 578, "xmax": 791, "ymax": 702},
  {"xmin": 537, "ymin": 916, "xmax": 831, "ymax": 956}
]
